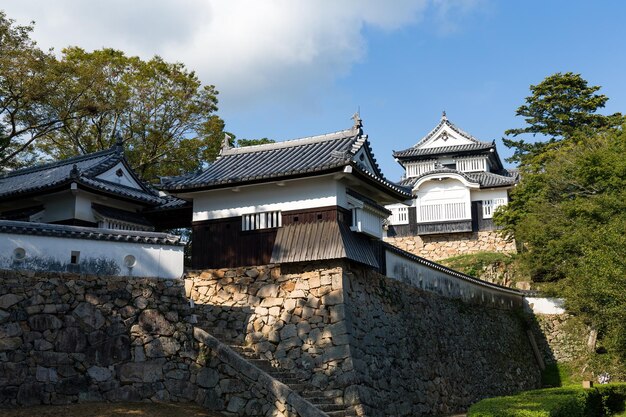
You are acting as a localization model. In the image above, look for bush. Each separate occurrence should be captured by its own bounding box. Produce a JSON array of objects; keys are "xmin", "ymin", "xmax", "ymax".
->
[{"xmin": 468, "ymin": 384, "xmax": 626, "ymax": 417}]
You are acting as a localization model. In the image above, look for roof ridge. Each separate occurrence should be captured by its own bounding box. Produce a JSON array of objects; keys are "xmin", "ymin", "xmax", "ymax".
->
[
  {"xmin": 412, "ymin": 116, "xmax": 491, "ymax": 149},
  {"xmin": 221, "ymin": 126, "xmax": 359, "ymax": 156},
  {"xmin": 2, "ymin": 147, "xmax": 117, "ymax": 178}
]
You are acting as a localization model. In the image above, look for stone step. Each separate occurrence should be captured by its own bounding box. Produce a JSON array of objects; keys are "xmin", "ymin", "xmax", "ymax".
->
[
  {"xmin": 305, "ymin": 397, "xmax": 338, "ymax": 405},
  {"xmin": 316, "ymin": 403, "xmax": 347, "ymax": 412},
  {"xmin": 325, "ymin": 411, "xmax": 357, "ymax": 417}
]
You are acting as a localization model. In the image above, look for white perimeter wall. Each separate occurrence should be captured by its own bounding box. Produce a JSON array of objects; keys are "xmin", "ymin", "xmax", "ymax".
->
[
  {"xmin": 0, "ymin": 232, "xmax": 183, "ymax": 279},
  {"xmin": 385, "ymin": 250, "xmax": 523, "ymax": 309},
  {"xmin": 192, "ymin": 176, "xmax": 347, "ymax": 222}
]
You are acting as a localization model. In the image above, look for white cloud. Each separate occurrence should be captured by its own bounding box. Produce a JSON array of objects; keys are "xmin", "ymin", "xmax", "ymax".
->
[{"xmin": 2, "ymin": 1, "xmax": 483, "ymax": 107}]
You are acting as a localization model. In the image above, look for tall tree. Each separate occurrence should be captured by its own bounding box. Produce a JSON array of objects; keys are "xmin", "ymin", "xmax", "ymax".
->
[
  {"xmin": 503, "ymin": 72, "xmax": 623, "ymax": 166},
  {"xmin": 36, "ymin": 47, "xmax": 226, "ymax": 180},
  {"xmin": 0, "ymin": 12, "xmax": 94, "ymax": 168}
]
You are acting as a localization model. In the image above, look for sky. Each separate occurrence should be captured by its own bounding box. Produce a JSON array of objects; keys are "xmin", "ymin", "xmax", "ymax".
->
[{"xmin": 3, "ymin": 0, "xmax": 626, "ymax": 180}]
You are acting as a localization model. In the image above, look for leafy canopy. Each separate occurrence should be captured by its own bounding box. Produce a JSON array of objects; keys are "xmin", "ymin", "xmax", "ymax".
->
[
  {"xmin": 0, "ymin": 12, "xmax": 228, "ymax": 181},
  {"xmin": 496, "ymin": 73, "xmax": 626, "ymax": 365},
  {"xmin": 503, "ymin": 72, "xmax": 623, "ymax": 166}
]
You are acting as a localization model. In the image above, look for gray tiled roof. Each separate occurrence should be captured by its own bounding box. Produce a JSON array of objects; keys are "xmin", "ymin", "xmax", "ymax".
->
[
  {"xmin": 0, "ymin": 146, "xmax": 185, "ymax": 208},
  {"xmin": 0, "ymin": 220, "xmax": 184, "ymax": 246},
  {"xmin": 393, "ymin": 142, "xmax": 495, "ymax": 159},
  {"xmin": 399, "ymin": 168, "xmax": 518, "ymax": 189},
  {"xmin": 162, "ymin": 126, "xmax": 411, "ymax": 198}
]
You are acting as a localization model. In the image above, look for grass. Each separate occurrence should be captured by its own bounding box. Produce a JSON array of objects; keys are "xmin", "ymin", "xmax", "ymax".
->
[
  {"xmin": 0, "ymin": 402, "xmax": 223, "ymax": 417},
  {"xmin": 439, "ymin": 252, "xmax": 524, "ymax": 282},
  {"xmin": 468, "ymin": 383, "xmax": 626, "ymax": 417}
]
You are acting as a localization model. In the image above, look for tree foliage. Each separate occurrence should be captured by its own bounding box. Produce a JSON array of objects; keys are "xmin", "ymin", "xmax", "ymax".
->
[
  {"xmin": 237, "ymin": 137, "xmax": 275, "ymax": 147},
  {"xmin": 0, "ymin": 12, "xmax": 95, "ymax": 168},
  {"xmin": 496, "ymin": 73, "xmax": 626, "ymax": 363},
  {"xmin": 36, "ymin": 47, "xmax": 225, "ymax": 180},
  {"xmin": 503, "ymin": 72, "xmax": 623, "ymax": 166},
  {"xmin": 0, "ymin": 12, "xmax": 227, "ymax": 180}
]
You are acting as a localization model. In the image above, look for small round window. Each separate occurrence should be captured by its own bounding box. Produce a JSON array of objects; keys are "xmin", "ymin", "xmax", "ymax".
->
[
  {"xmin": 123, "ymin": 255, "xmax": 137, "ymax": 268},
  {"xmin": 13, "ymin": 247, "xmax": 26, "ymax": 260}
]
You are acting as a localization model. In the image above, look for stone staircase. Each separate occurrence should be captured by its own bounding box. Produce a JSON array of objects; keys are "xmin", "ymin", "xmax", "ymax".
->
[{"xmin": 206, "ymin": 327, "xmax": 356, "ymax": 417}]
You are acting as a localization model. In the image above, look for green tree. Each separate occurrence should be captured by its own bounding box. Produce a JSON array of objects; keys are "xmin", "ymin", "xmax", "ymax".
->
[
  {"xmin": 503, "ymin": 72, "xmax": 623, "ymax": 166},
  {"xmin": 237, "ymin": 137, "xmax": 275, "ymax": 147},
  {"xmin": 0, "ymin": 12, "xmax": 94, "ymax": 168},
  {"xmin": 36, "ymin": 47, "xmax": 226, "ymax": 180}
]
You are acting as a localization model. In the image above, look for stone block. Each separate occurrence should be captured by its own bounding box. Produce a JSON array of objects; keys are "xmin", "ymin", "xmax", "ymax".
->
[
  {"xmin": 28, "ymin": 314, "xmax": 63, "ymax": 332},
  {"xmin": 118, "ymin": 362, "xmax": 163, "ymax": 382},
  {"xmin": 86, "ymin": 334, "xmax": 131, "ymax": 366},
  {"xmin": 72, "ymin": 302, "xmax": 105, "ymax": 330},
  {"xmin": 0, "ymin": 294, "xmax": 22, "ymax": 309},
  {"xmin": 280, "ymin": 324, "xmax": 297, "ymax": 340},
  {"xmin": 0, "ymin": 322, "xmax": 22, "ymax": 338},
  {"xmin": 138, "ymin": 309, "xmax": 175, "ymax": 336},
  {"xmin": 55, "ymin": 327, "xmax": 88, "ymax": 353},
  {"xmin": 219, "ymin": 378, "xmax": 247, "ymax": 394},
  {"xmin": 36, "ymin": 366, "xmax": 58, "ymax": 383},
  {"xmin": 260, "ymin": 297, "xmax": 283, "ymax": 307},
  {"xmin": 145, "ymin": 337, "xmax": 180, "ymax": 358},
  {"xmin": 0, "ymin": 309, "xmax": 10, "ymax": 324},
  {"xmin": 196, "ymin": 367, "xmax": 220, "ymax": 388},
  {"xmin": 227, "ymin": 396, "xmax": 247, "ymax": 413},
  {"xmin": 87, "ymin": 366, "xmax": 112, "ymax": 382},
  {"xmin": 0, "ymin": 336, "xmax": 22, "ymax": 351},
  {"xmin": 321, "ymin": 289, "xmax": 343, "ymax": 306},
  {"xmin": 0, "ymin": 363, "xmax": 27, "ymax": 386},
  {"xmin": 165, "ymin": 379, "xmax": 197, "ymax": 400},
  {"xmin": 17, "ymin": 382, "xmax": 44, "ymax": 406}
]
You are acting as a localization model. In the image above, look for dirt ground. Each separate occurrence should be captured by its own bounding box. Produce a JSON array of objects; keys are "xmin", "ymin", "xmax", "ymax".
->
[{"xmin": 0, "ymin": 402, "xmax": 225, "ymax": 417}]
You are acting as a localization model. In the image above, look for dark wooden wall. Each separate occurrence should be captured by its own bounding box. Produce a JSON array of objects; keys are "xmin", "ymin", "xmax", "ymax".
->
[{"xmin": 191, "ymin": 205, "xmax": 351, "ymax": 269}]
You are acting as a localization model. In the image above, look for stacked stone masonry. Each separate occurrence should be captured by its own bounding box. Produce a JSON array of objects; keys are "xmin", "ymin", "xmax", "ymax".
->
[
  {"xmin": 531, "ymin": 314, "xmax": 591, "ymax": 365},
  {"xmin": 0, "ymin": 269, "xmax": 322, "ymax": 417},
  {"xmin": 187, "ymin": 261, "xmax": 541, "ymax": 416},
  {"xmin": 385, "ymin": 230, "xmax": 517, "ymax": 261}
]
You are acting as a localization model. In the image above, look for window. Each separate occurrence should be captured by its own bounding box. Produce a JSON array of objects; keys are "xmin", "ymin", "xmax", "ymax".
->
[
  {"xmin": 457, "ymin": 157, "xmax": 487, "ymax": 173},
  {"xmin": 70, "ymin": 251, "xmax": 80, "ymax": 264},
  {"xmin": 388, "ymin": 206, "xmax": 409, "ymax": 225},
  {"xmin": 242, "ymin": 211, "xmax": 282, "ymax": 231},
  {"xmin": 482, "ymin": 198, "xmax": 507, "ymax": 218},
  {"xmin": 405, "ymin": 161, "xmax": 436, "ymax": 178}
]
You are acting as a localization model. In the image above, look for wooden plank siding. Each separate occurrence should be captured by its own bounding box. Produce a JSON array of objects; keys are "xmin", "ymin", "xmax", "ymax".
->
[{"xmin": 191, "ymin": 205, "xmax": 353, "ymax": 269}]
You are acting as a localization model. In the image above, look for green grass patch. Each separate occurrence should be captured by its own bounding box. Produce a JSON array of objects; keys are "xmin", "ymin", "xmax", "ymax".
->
[
  {"xmin": 542, "ymin": 363, "xmax": 574, "ymax": 387},
  {"xmin": 468, "ymin": 384, "xmax": 626, "ymax": 417},
  {"xmin": 439, "ymin": 251, "xmax": 522, "ymax": 279}
]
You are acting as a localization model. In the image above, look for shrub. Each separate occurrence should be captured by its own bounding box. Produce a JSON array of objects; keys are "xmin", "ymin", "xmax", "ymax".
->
[{"xmin": 468, "ymin": 384, "xmax": 626, "ymax": 417}]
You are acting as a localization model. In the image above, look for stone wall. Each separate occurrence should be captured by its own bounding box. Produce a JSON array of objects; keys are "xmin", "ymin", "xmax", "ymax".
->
[
  {"xmin": 385, "ymin": 230, "xmax": 516, "ymax": 261},
  {"xmin": 186, "ymin": 263, "xmax": 353, "ymax": 398},
  {"xmin": 0, "ymin": 269, "xmax": 325, "ymax": 417},
  {"xmin": 531, "ymin": 314, "xmax": 591, "ymax": 364},
  {"xmin": 187, "ymin": 261, "xmax": 541, "ymax": 416},
  {"xmin": 342, "ymin": 264, "xmax": 541, "ymax": 416}
]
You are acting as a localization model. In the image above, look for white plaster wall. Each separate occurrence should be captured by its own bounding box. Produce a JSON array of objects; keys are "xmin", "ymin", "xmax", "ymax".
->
[
  {"xmin": 75, "ymin": 193, "xmax": 96, "ymax": 222},
  {"xmin": 97, "ymin": 162, "xmax": 143, "ymax": 189},
  {"xmin": 0, "ymin": 232, "xmax": 183, "ymax": 279},
  {"xmin": 471, "ymin": 189, "xmax": 509, "ymax": 202},
  {"xmin": 421, "ymin": 125, "xmax": 474, "ymax": 149},
  {"xmin": 385, "ymin": 250, "xmax": 523, "ymax": 309},
  {"xmin": 524, "ymin": 297, "xmax": 566, "ymax": 314},
  {"xmin": 192, "ymin": 176, "xmax": 346, "ymax": 222}
]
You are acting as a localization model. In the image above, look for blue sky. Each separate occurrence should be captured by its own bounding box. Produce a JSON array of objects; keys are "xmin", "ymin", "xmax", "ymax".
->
[{"xmin": 4, "ymin": 1, "xmax": 626, "ymax": 180}]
